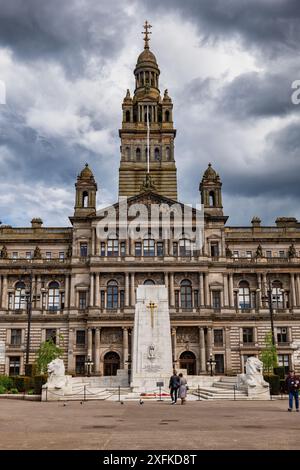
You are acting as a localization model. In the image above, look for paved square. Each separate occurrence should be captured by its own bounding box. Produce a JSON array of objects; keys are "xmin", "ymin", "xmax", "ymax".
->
[{"xmin": 0, "ymin": 399, "xmax": 299, "ymax": 450}]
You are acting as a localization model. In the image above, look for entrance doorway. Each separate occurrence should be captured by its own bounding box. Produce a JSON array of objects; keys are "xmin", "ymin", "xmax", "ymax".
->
[
  {"xmin": 179, "ymin": 351, "xmax": 196, "ymax": 375},
  {"xmin": 103, "ymin": 351, "xmax": 120, "ymax": 376}
]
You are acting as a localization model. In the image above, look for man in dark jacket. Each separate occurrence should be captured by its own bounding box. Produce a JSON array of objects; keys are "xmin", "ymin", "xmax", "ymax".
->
[
  {"xmin": 169, "ymin": 371, "xmax": 180, "ymax": 404},
  {"xmin": 285, "ymin": 370, "xmax": 300, "ymax": 412}
]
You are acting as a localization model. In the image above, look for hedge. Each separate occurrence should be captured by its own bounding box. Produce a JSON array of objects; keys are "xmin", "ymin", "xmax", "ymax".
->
[
  {"xmin": 0, "ymin": 375, "xmax": 13, "ymax": 390},
  {"xmin": 264, "ymin": 374, "xmax": 281, "ymax": 395},
  {"xmin": 12, "ymin": 376, "xmax": 34, "ymax": 392},
  {"xmin": 33, "ymin": 375, "xmax": 48, "ymax": 394}
]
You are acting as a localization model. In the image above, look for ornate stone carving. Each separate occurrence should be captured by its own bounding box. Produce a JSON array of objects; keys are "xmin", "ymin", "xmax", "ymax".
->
[
  {"xmin": 1, "ymin": 245, "xmax": 8, "ymax": 259},
  {"xmin": 288, "ymin": 243, "xmax": 296, "ymax": 258},
  {"xmin": 255, "ymin": 244, "xmax": 263, "ymax": 258},
  {"xmin": 225, "ymin": 244, "xmax": 232, "ymax": 258},
  {"xmin": 44, "ymin": 358, "xmax": 70, "ymax": 390},
  {"xmin": 238, "ymin": 357, "xmax": 269, "ymax": 389},
  {"xmin": 101, "ymin": 328, "xmax": 122, "ymax": 344},
  {"xmin": 177, "ymin": 327, "xmax": 198, "ymax": 344},
  {"xmin": 33, "ymin": 246, "xmax": 42, "ymax": 259}
]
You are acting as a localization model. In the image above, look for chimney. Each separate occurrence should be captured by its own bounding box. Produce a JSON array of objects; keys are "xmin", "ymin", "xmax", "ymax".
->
[{"xmin": 31, "ymin": 218, "xmax": 43, "ymax": 229}]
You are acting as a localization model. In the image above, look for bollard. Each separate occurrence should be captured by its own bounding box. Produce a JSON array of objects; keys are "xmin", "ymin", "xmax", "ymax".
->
[
  {"xmin": 84, "ymin": 385, "xmax": 86, "ymax": 402},
  {"xmin": 118, "ymin": 385, "xmax": 121, "ymax": 402},
  {"xmin": 233, "ymin": 385, "xmax": 236, "ymax": 401},
  {"xmin": 46, "ymin": 387, "xmax": 48, "ymax": 402},
  {"xmin": 159, "ymin": 385, "xmax": 162, "ymax": 401},
  {"xmin": 198, "ymin": 384, "xmax": 200, "ymax": 401}
]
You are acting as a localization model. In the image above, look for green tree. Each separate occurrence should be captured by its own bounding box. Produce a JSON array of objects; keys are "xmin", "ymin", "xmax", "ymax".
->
[
  {"xmin": 35, "ymin": 337, "xmax": 63, "ymax": 374},
  {"xmin": 260, "ymin": 332, "xmax": 278, "ymax": 375}
]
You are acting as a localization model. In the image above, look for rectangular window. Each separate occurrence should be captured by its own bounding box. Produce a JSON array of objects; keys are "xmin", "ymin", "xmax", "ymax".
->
[
  {"xmin": 266, "ymin": 251, "xmax": 272, "ymax": 258},
  {"xmin": 80, "ymin": 243, "xmax": 88, "ymax": 258},
  {"xmin": 179, "ymin": 239, "xmax": 191, "ymax": 257},
  {"xmin": 9, "ymin": 357, "xmax": 20, "ymax": 376},
  {"xmin": 120, "ymin": 242, "xmax": 126, "ymax": 257},
  {"xmin": 135, "ymin": 242, "xmax": 142, "ymax": 257},
  {"xmin": 215, "ymin": 354, "xmax": 224, "ymax": 374},
  {"xmin": 76, "ymin": 330, "xmax": 86, "ymax": 346},
  {"xmin": 210, "ymin": 243, "xmax": 219, "ymax": 258},
  {"xmin": 79, "ymin": 291, "xmax": 87, "ymax": 310},
  {"xmin": 26, "ymin": 252, "xmax": 32, "ymax": 260},
  {"xmin": 120, "ymin": 290, "xmax": 125, "ymax": 309},
  {"xmin": 59, "ymin": 252, "xmax": 65, "ymax": 260},
  {"xmin": 11, "ymin": 329, "xmax": 22, "ymax": 346},
  {"xmin": 75, "ymin": 355, "xmax": 85, "ymax": 375},
  {"xmin": 143, "ymin": 239, "xmax": 155, "ymax": 257},
  {"xmin": 212, "ymin": 291, "xmax": 221, "ymax": 309},
  {"xmin": 193, "ymin": 290, "xmax": 199, "ymax": 308},
  {"xmin": 246, "ymin": 251, "xmax": 252, "ymax": 258},
  {"xmin": 242, "ymin": 328, "xmax": 253, "ymax": 344},
  {"xmin": 214, "ymin": 329, "xmax": 224, "ymax": 346},
  {"xmin": 12, "ymin": 252, "xmax": 18, "ymax": 259},
  {"xmin": 278, "ymin": 354, "xmax": 290, "ymax": 374},
  {"xmin": 233, "ymin": 251, "xmax": 239, "ymax": 258},
  {"xmin": 277, "ymin": 327, "xmax": 288, "ymax": 343},
  {"xmin": 100, "ymin": 242, "xmax": 105, "ymax": 256},
  {"xmin": 46, "ymin": 252, "xmax": 52, "ymax": 260},
  {"xmin": 157, "ymin": 242, "xmax": 164, "ymax": 257},
  {"xmin": 173, "ymin": 242, "xmax": 178, "ymax": 256},
  {"xmin": 101, "ymin": 291, "xmax": 105, "ymax": 309},
  {"xmin": 279, "ymin": 250, "xmax": 285, "ymax": 258},
  {"xmin": 175, "ymin": 291, "xmax": 179, "ymax": 309},
  {"xmin": 107, "ymin": 239, "xmax": 118, "ymax": 257},
  {"xmin": 46, "ymin": 329, "xmax": 56, "ymax": 344}
]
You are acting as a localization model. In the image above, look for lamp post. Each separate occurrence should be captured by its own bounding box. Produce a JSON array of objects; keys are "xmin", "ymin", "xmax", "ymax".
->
[
  {"xmin": 260, "ymin": 278, "xmax": 276, "ymax": 347},
  {"xmin": 206, "ymin": 353, "xmax": 216, "ymax": 376},
  {"xmin": 23, "ymin": 268, "xmax": 33, "ymax": 376},
  {"xmin": 85, "ymin": 355, "xmax": 94, "ymax": 377}
]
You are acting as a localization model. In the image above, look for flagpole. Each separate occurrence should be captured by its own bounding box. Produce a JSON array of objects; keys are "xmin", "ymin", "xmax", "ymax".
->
[{"xmin": 147, "ymin": 105, "xmax": 150, "ymax": 174}]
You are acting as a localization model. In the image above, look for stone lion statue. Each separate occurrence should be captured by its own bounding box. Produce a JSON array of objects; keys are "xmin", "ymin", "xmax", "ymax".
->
[
  {"xmin": 45, "ymin": 358, "xmax": 69, "ymax": 390},
  {"xmin": 239, "ymin": 357, "xmax": 269, "ymax": 388}
]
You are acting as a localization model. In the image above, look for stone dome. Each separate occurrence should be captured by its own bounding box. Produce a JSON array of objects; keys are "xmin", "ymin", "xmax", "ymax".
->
[
  {"xmin": 79, "ymin": 163, "xmax": 93, "ymax": 179},
  {"xmin": 203, "ymin": 163, "xmax": 218, "ymax": 180},
  {"xmin": 137, "ymin": 48, "xmax": 158, "ymax": 66}
]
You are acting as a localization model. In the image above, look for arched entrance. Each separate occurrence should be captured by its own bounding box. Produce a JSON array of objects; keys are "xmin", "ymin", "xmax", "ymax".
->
[
  {"xmin": 103, "ymin": 351, "xmax": 120, "ymax": 376},
  {"xmin": 179, "ymin": 351, "xmax": 196, "ymax": 375}
]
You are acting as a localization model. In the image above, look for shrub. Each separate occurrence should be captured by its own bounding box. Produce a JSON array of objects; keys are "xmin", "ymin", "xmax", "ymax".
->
[
  {"xmin": 12, "ymin": 376, "xmax": 33, "ymax": 392},
  {"xmin": 0, "ymin": 375, "xmax": 13, "ymax": 390},
  {"xmin": 0, "ymin": 385, "xmax": 6, "ymax": 394},
  {"xmin": 27, "ymin": 389, "xmax": 35, "ymax": 395},
  {"xmin": 10, "ymin": 388, "xmax": 19, "ymax": 394},
  {"xmin": 264, "ymin": 374, "xmax": 281, "ymax": 395},
  {"xmin": 274, "ymin": 367, "xmax": 285, "ymax": 380},
  {"xmin": 33, "ymin": 375, "xmax": 47, "ymax": 394}
]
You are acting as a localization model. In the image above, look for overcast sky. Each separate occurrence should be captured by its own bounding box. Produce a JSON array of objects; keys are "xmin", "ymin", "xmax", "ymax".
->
[{"xmin": 0, "ymin": 0, "xmax": 299, "ymax": 227}]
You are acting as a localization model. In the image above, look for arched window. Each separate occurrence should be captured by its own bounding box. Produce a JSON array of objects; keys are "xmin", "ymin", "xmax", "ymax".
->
[
  {"xmin": 145, "ymin": 71, "xmax": 149, "ymax": 84},
  {"xmin": 107, "ymin": 280, "xmax": 118, "ymax": 309},
  {"xmin": 154, "ymin": 147, "xmax": 160, "ymax": 160},
  {"xmin": 136, "ymin": 148, "xmax": 141, "ymax": 162},
  {"xmin": 179, "ymin": 351, "xmax": 196, "ymax": 375},
  {"xmin": 165, "ymin": 110, "xmax": 170, "ymax": 122},
  {"xmin": 209, "ymin": 191, "xmax": 215, "ymax": 207},
  {"xmin": 14, "ymin": 281, "xmax": 26, "ymax": 310},
  {"xmin": 166, "ymin": 146, "xmax": 171, "ymax": 161},
  {"xmin": 82, "ymin": 191, "xmax": 88, "ymax": 208},
  {"xmin": 272, "ymin": 280, "xmax": 284, "ymax": 309},
  {"xmin": 125, "ymin": 110, "xmax": 130, "ymax": 123},
  {"xmin": 180, "ymin": 279, "xmax": 192, "ymax": 309},
  {"xmin": 125, "ymin": 147, "xmax": 131, "ymax": 160},
  {"xmin": 48, "ymin": 281, "xmax": 60, "ymax": 311},
  {"xmin": 238, "ymin": 281, "xmax": 250, "ymax": 310},
  {"xmin": 150, "ymin": 72, "xmax": 154, "ymax": 86},
  {"xmin": 144, "ymin": 279, "xmax": 155, "ymax": 285}
]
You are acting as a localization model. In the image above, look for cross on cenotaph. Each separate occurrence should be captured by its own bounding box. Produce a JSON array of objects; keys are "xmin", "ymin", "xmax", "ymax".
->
[{"xmin": 146, "ymin": 301, "xmax": 157, "ymax": 328}]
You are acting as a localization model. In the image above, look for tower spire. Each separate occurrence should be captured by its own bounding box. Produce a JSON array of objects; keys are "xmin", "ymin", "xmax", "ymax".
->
[{"xmin": 142, "ymin": 20, "xmax": 152, "ymax": 49}]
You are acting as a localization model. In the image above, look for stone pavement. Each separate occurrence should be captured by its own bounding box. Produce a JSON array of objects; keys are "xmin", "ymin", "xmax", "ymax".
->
[{"xmin": 0, "ymin": 398, "xmax": 299, "ymax": 450}]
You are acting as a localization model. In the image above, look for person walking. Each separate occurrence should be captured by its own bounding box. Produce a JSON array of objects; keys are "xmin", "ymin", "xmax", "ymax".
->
[
  {"xmin": 285, "ymin": 370, "xmax": 300, "ymax": 412},
  {"xmin": 178, "ymin": 372, "xmax": 188, "ymax": 405},
  {"xmin": 169, "ymin": 370, "xmax": 180, "ymax": 404}
]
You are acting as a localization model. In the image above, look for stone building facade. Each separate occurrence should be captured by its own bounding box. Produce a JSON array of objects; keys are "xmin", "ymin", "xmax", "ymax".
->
[{"xmin": 1, "ymin": 29, "xmax": 300, "ymax": 378}]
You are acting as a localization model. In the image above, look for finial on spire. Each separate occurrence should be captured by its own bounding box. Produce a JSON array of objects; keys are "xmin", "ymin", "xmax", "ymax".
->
[{"xmin": 142, "ymin": 20, "xmax": 152, "ymax": 49}]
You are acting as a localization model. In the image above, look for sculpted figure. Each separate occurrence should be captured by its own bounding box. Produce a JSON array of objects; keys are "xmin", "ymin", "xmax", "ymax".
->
[
  {"xmin": 239, "ymin": 357, "xmax": 269, "ymax": 388},
  {"xmin": 45, "ymin": 358, "xmax": 69, "ymax": 390}
]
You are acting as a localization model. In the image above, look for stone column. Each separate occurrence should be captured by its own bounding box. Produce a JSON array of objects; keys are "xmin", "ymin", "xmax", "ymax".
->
[
  {"xmin": 123, "ymin": 327, "xmax": 129, "ymax": 368},
  {"xmin": 70, "ymin": 274, "xmax": 76, "ymax": 308},
  {"xmin": 171, "ymin": 327, "xmax": 177, "ymax": 364},
  {"xmin": 225, "ymin": 327, "xmax": 232, "ymax": 373},
  {"xmin": 64, "ymin": 275, "xmax": 69, "ymax": 309},
  {"xmin": 89, "ymin": 273, "xmax": 94, "ymax": 307},
  {"xmin": 130, "ymin": 273, "xmax": 135, "ymax": 306},
  {"xmin": 170, "ymin": 272, "xmax": 175, "ymax": 307},
  {"xmin": 291, "ymin": 273, "xmax": 296, "ymax": 308},
  {"xmin": 2, "ymin": 275, "xmax": 7, "ymax": 309},
  {"xmin": 205, "ymin": 274, "xmax": 210, "ymax": 307},
  {"xmin": 296, "ymin": 274, "xmax": 300, "ymax": 307},
  {"xmin": 223, "ymin": 273, "xmax": 229, "ymax": 307},
  {"xmin": 199, "ymin": 273, "xmax": 204, "ymax": 307},
  {"xmin": 91, "ymin": 227, "xmax": 95, "ymax": 256},
  {"xmin": 262, "ymin": 272, "xmax": 267, "ymax": 302},
  {"xmin": 95, "ymin": 273, "xmax": 100, "ymax": 307},
  {"xmin": 87, "ymin": 328, "xmax": 93, "ymax": 359},
  {"xmin": 199, "ymin": 327, "xmax": 206, "ymax": 373},
  {"xmin": 164, "ymin": 272, "xmax": 169, "ymax": 303},
  {"xmin": 206, "ymin": 328, "xmax": 213, "ymax": 364},
  {"xmin": 256, "ymin": 273, "xmax": 262, "ymax": 309},
  {"xmin": 67, "ymin": 328, "xmax": 75, "ymax": 374},
  {"xmin": 125, "ymin": 273, "xmax": 129, "ymax": 307},
  {"xmin": 95, "ymin": 328, "xmax": 101, "ymax": 374},
  {"xmin": 229, "ymin": 274, "xmax": 234, "ymax": 308}
]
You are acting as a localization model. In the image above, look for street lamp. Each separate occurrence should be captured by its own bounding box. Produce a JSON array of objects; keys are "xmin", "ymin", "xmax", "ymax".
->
[
  {"xmin": 85, "ymin": 355, "xmax": 94, "ymax": 377},
  {"xmin": 207, "ymin": 353, "xmax": 216, "ymax": 376},
  {"xmin": 21, "ymin": 268, "xmax": 33, "ymax": 376}
]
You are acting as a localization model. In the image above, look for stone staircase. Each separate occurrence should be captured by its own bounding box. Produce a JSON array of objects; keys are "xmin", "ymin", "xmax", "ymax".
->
[{"xmin": 191, "ymin": 377, "xmax": 248, "ymax": 400}]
